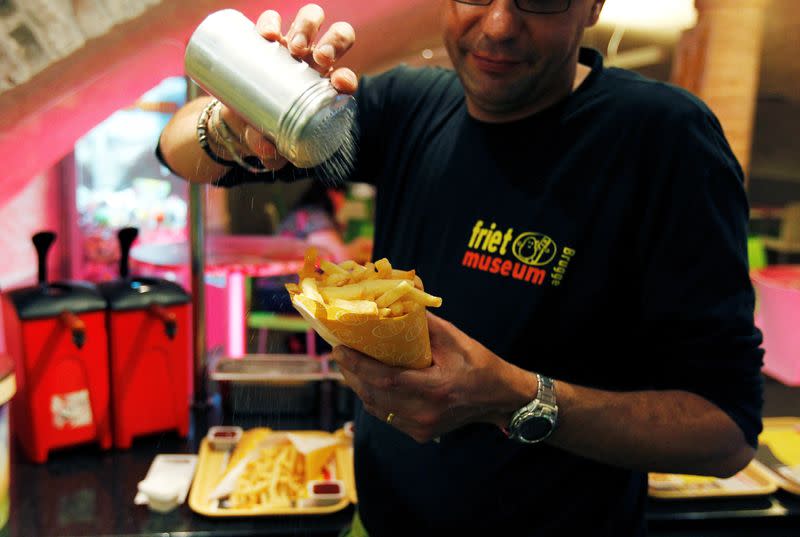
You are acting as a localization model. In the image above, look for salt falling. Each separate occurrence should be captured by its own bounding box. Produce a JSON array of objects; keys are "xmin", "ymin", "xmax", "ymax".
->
[{"xmin": 304, "ymin": 101, "xmax": 358, "ymax": 187}]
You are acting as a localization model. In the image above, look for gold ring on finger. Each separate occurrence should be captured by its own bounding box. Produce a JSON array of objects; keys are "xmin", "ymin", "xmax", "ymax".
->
[{"xmin": 386, "ymin": 412, "xmax": 395, "ymax": 425}]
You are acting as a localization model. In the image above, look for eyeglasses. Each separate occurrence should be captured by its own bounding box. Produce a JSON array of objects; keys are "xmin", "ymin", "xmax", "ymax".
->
[{"xmin": 454, "ymin": 0, "xmax": 571, "ymax": 15}]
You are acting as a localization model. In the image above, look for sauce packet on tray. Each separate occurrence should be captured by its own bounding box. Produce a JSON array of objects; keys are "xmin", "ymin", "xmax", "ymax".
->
[{"xmin": 286, "ymin": 250, "xmax": 442, "ymax": 369}]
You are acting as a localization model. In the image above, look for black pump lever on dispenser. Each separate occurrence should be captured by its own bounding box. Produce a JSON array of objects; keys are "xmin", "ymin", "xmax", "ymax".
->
[
  {"xmin": 117, "ymin": 227, "xmax": 139, "ymax": 279},
  {"xmin": 32, "ymin": 231, "xmax": 56, "ymax": 287}
]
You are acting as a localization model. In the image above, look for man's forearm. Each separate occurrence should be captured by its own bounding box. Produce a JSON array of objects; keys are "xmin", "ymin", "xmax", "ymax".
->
[
  {"xmin": 488, "ymin": 362, "xmax": 754, "ymax": 478},
  {"xmin": 550, "ymin": 381, "xmax": 754, "ymax": 477},
  {"xmin": 159, "ymin": 97, "xmax": 231, "ymax": 183}
]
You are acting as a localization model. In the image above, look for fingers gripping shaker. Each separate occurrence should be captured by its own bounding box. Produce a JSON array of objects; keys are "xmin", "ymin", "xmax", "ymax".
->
[{"xmin": 184, "ymin": 9, "xmax": 357, "ymax": 171}]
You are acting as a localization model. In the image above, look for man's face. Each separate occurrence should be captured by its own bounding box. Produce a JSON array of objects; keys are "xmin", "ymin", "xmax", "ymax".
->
[{"xmin": 442, "ymin": 0, "xmax": 603, "ymax": 121}]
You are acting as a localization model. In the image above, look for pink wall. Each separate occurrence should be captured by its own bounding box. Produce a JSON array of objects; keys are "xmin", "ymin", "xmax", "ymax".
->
[
  {"xmin": 0, "ymin": 0, "xmax": 439, "ymax": 273},
  {"xmin": 0, "ymin": 0, "xmax": 436, "ymax": 200},
  {"xmin": 0, "ymin": 0, "xmax": 440, "ymax": 353},
  {"xmin": 0, "ymin": 165, "xmax": 64, "ymax": 352},
  {"xmin": 0, "ymin": 0, "xmax": 441, "ymax": 339},
  {"xmin": 0, "ymin": 166, "xmax": 63, "ymax": 288}
]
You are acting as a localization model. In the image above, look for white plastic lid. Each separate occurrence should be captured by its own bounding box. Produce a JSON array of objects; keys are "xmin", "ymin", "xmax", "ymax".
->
[{"xmin": 138, "ymin": 477, "xmax": 181, "ymax": 504}]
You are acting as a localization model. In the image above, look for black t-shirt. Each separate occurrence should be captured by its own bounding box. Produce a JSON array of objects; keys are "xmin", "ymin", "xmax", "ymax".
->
[{"xmin": 216, "ymin": 48, "xmax": 764, "ymax": 536}]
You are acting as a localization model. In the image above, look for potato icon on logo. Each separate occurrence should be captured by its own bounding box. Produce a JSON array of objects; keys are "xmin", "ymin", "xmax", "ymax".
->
[{"xmin": 512, "ymin": 232, "xmax": 557, "ymax": 266}]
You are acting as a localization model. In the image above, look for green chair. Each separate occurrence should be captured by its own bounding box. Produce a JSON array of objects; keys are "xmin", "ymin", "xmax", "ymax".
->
[
  {"xmin": 761, "ymin": 202, "xmax": 800, "ymax": 264},
  {"xmin": 748, "ymin": 236, "xmax": 768, "ymax": 271},
  {"xmin": 247, "ymin": 310, "xmax": 317, "ymax": 356},
  {"xmin": 245, "ymin": 277, "xmax": 317, "ymax": 356}
]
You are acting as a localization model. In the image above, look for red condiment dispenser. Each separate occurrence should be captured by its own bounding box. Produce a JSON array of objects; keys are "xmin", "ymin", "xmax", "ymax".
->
[
  {"xmin": 1, "ymin": 232, "xmax": 111, "ymax": 463},
  {"xmin": 99, "ymin": 228, "xmax": 192, "ymax": 449}
]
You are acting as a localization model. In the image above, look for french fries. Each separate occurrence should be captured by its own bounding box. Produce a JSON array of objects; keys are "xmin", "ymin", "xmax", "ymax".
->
[
  {"xmin": 230, "ymin": 443, "xmax": 306, "ymax": 509},
  {"xmin": 286, "ymin": 249, "xmax": 442, "ymax": 368},
  {"xmin": 300, "ymin": 278, "xmax": 325, "ymax": 304},
  {"xmin": 330, "ymin": 298, "xmax": 379, "ymax": 317},
  {"xmin": 375, "ymin": 280, "xmax": 413, "ymax": 309},
  {"xmin": 291, "ymin": 249, "xmax": 441, "ymax": 320}
]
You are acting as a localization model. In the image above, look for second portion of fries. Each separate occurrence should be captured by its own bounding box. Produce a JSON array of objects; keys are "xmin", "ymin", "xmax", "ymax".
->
[
  {"xmin": 287, "ymin": 250, "xmax": 442, "ymax": 322},
  {"xmin": 231, "ymin": 443, "xmax": 305, "ymax": 509}
]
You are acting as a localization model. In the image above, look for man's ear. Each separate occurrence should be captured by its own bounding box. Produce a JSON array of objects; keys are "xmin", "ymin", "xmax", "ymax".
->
[{"xmin": 587, "ymin": 0, "xmax": 606, "ymax": 27}]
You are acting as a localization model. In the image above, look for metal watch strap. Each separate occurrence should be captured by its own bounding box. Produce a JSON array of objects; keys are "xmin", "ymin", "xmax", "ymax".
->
[
  {"xmin": 507, "ymin": 373, "xmax": 558, "ymax": 443},
  {"xmin": 536, "ymin": 374, "xmax": 557, "ymax": 409}
]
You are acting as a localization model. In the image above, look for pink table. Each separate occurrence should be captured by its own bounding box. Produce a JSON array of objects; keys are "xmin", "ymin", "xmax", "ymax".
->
[{"xmin": 752, "ymin": 265, "xmax": 800, "ymax": 386}]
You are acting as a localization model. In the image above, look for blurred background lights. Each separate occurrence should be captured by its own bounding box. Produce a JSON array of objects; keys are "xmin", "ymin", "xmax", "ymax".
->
[{"xmin": 599, "ymin": 0, "xmax": 698, "ymax": 31}]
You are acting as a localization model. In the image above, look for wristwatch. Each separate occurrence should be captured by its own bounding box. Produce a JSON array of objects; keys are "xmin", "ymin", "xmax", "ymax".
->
[{"xmin": 506, "ymin": 374, "xmax": 558, "ymax": 444}]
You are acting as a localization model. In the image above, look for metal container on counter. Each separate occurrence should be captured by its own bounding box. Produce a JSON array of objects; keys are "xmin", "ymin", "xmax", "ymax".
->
[
  {"xmin": 98, "ymin": 228, "xmax": 191, "ymax": 449},
  {"xmin": 1, "ymin": 232, "xmax": 111, "ymax": 463},
  {"xmin": 211, "ymin": 355, "xmax": 326, "ymax": 416}
]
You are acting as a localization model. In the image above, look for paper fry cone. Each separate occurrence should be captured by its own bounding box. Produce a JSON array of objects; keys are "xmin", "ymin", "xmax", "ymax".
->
[{"xmin": 290, "ymin": 292, "xmax": 432, "ymax": 369}]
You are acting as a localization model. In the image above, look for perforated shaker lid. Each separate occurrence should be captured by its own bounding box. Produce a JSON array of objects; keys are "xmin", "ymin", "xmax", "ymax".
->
[{"xmin": 292, "ymin": 93, "xmax": 357, "ymax": 169}]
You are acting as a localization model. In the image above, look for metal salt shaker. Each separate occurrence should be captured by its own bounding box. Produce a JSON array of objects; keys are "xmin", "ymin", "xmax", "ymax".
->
[{"xmin": 184, "ymin": 9, "xmax": 356, "ymax": 169}]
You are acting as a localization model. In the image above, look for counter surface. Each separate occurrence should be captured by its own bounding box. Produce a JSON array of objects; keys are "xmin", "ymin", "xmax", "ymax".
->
[{"xmin": 3, "ymin": 377, "xmax": 799, "ymax": 537}]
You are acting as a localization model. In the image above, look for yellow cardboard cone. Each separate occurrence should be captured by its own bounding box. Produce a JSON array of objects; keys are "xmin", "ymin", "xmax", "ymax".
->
[{"xmin": 290, "ymin": 292, "xmax": 431, "ymax": 369}]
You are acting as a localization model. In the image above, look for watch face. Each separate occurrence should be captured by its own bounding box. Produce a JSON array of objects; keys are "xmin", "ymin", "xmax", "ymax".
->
[{"xmin": 519, "ymin": 416, "xmax": 553, "ymax": 442}]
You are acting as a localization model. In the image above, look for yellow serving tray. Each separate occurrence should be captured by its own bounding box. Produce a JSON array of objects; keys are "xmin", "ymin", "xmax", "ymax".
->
[
  {"xmin": 189, "ymin": 430, "xmax": 355, "ymax": 517},
  {"xmin": 648, "ymin": 460, "xmax": 777, "ymax": 500},
  {"xmin": 336, "ymin": 445, "xmax": 358, "ymax": 505},
  {"xmin": 758, "ymin": 417, "xmax": 800, "ymax": 495}
]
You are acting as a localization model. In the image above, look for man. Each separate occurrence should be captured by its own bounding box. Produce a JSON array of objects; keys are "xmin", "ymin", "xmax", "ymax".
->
[{"xmin": 159, "ymin": 1, "xmax": 764, "ymax": 535}]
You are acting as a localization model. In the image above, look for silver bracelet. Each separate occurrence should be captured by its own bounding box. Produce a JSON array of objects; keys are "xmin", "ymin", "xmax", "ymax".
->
[
  {"xmin": 210, "ymin": 102, "xmax": 269, "ymax": 174},
  {"xmin": 196, "ymin": 99, "xmax": 237, "ymax": 166}
]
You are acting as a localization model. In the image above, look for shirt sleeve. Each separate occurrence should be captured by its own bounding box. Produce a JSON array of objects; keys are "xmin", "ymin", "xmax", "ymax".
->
[{"xmin": 635, "ymin": 98, "xmax": 764, "ymax": 448}]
